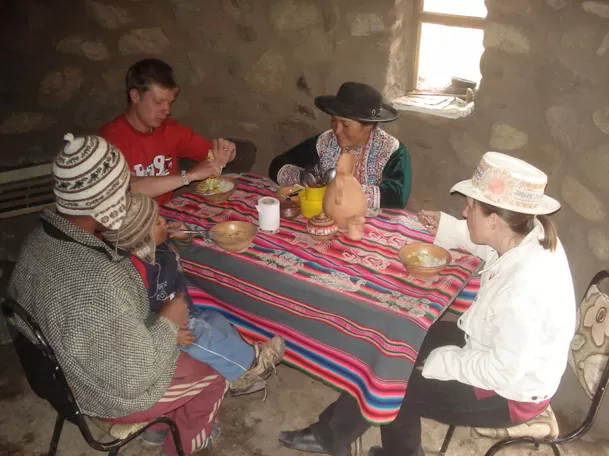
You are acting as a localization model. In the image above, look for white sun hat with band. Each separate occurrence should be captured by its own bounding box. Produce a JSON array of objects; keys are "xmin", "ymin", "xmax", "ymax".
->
[{"xmin": 451, "ymin": 152, "xmax": 561, "ymax": 215}]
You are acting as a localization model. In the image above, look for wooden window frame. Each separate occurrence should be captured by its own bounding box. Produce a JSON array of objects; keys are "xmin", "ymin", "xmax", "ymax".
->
[{"xmin": 407, "ymin": 0, "xmax": 485, "ymax": 95}]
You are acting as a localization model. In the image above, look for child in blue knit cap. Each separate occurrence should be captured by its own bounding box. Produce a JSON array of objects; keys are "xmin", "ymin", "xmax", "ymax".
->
[{"xmin": 103, "ymin": 192, "xmax": 284, "ymax": 396}]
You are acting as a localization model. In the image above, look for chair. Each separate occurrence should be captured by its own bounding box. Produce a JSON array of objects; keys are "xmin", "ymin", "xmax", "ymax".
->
[
  {"xmin": 1, "ymin": 298, "xmax": 185, "ymax": 456},
  {"xmin": 439, "ymin": 269, "xmax": 609, "ymax": 456}
]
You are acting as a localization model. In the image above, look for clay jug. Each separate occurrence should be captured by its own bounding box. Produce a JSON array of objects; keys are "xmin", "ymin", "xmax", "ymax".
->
[{"xmin": 323, "ymin": 153, "xmax": 367, "ymax": 229}]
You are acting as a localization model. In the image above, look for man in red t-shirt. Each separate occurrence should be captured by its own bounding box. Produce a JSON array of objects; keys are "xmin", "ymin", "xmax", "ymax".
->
[{"xmin": 100, "ymin": 59, "xmax": 236, "ymax": 205}]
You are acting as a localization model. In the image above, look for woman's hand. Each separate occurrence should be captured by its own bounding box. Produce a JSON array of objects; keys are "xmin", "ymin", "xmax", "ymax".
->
[
  {"xmin": 418, "ymin": 210, "xmax": 440, "ymax": 236},
  {"xmin": 177, "ymin": 325, "xmax": 195, "ymax": 346},
  {"xmin": 167, "ymin": 220, "xmax": 189, "ymax": 241}
]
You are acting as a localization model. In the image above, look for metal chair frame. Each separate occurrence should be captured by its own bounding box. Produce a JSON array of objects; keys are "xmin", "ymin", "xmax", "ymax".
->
[
  {"xmin": 440, "ymin": 269, "xmax": 609, "ymax": 456},
  {"xmin": 1, "ymin": 298, "xmax": 185, "ymax": 456}
]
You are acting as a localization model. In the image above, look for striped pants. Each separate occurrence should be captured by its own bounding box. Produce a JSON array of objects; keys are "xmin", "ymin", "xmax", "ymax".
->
[{"xmin": 108, "ymin": 352, "xmax": 228, "ymax": 455}]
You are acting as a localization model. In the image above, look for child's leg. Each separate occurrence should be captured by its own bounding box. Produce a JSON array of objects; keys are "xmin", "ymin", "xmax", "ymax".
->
[{"xmin": 181, "ymin": 309, "xmax": 256, "ymax": 381}]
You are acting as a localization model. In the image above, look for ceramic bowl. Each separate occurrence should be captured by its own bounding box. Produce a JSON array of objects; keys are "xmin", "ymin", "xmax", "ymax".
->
[
  {"xmin": 275, "ymin": 185, "xmax": 303, "ymax": 203},
  {"xmin": 211, "ymin": 221, "xmax": 257, "ymax": 252},
  {"xmin": 195, "ymin": 177, "xmax": 236, "ymax": 203},
  {"xmin": 306, "ymin": 212, "xmax": 338, "ymax": 241},
  {"xmin": 280, "ymin": 198, "xmax": 301, "ymax": 219},
  {"xmin": 398, "ymin": 243, "xmax": 451, "ymax": 277}
]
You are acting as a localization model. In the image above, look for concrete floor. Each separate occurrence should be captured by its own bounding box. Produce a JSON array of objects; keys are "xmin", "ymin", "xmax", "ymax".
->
[{"xmin": 1, "ymin": 345, "xmax": 609, "ymax": 456}]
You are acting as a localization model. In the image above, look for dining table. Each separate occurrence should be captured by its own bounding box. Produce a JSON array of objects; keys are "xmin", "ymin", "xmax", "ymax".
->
[{"xmin": 160, "ymin": 173, "xmax": 482, "ymax": 425}]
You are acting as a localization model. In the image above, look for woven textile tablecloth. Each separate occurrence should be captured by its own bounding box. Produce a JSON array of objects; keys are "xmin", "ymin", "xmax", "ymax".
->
[{"xmin": 161, "ymin": 174, "xmax": 481, "ymax": 424}]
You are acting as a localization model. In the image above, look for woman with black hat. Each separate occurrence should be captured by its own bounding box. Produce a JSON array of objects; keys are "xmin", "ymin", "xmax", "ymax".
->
[{"xmin": 269, "ymin": 82, "xmax": 412, "ymax": 209}]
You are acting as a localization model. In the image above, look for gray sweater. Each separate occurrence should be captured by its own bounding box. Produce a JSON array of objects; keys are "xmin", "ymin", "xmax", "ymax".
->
[{"xmin": 8, "ymin": 210, "xmax": 179, "ymax": 418}]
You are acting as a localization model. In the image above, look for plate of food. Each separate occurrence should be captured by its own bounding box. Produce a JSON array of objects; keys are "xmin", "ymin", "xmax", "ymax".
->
[
  {"xmin": 195, "ymin": 177, "xmax": 236, "ymax": 202},
  {"xmin": 398, "ymin": 243, "xmax": 451, "ymax": 277}
]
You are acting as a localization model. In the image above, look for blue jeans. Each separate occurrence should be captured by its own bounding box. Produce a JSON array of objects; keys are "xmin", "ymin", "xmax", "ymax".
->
[{"xmin": 180, "ymin": 308, "xmax": 256, "ymax": 381}]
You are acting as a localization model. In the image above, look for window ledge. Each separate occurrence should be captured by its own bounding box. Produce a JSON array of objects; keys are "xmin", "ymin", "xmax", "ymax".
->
[{"xmin": 391, "ymin": 94, "xmax": 475, "ymax": 119}]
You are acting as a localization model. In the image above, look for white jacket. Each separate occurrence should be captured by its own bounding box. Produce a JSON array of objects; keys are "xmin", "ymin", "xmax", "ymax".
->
[{"xmin": 422, "ymin": 213, "xmax": 576, "ymax": 403}]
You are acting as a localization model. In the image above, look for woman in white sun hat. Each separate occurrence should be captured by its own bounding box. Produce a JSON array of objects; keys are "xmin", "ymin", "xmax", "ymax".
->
[{"xmin": 279, "ymin": 152, "xmax": 576, "ymax": 456}]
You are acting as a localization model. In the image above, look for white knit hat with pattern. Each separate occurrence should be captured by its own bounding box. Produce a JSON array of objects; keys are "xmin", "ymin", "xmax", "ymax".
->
[
  {"xmin": 102, "ymin": 192, "xmax": 159, "ymax": 265},
  {"xmin": 53, "ymin": 133, "xmax": 130, "ymax": 230}
]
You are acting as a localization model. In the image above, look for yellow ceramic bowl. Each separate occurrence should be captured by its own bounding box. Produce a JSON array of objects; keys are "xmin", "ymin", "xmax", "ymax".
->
[{"xmin": 398, "ymin": 243, "xmax": 451, "ymax": 277}]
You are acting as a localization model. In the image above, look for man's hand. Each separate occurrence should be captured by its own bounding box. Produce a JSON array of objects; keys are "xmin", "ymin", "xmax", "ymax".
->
[
  {"xmin": 186, "ymin": 159, "xmax": 221, "ymax": 182},
  {"xmin": 212, "ymin": 138, "xmax": 236, "ymax": 167},
  {"xmin": 159, "ymin": 292, "xmax": 189, "ymax": 327},
  {"xmin": 177, "ymin": 325, "xmax": 195, "ymax": 346}
]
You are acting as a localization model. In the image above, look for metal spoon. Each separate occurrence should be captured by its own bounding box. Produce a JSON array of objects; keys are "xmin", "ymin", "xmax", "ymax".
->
[
  {"xmin": 420, "ymin": 215, "xmax": 434, "ymax": 229},
  {"xmin": 303, "ymin": 171, "xmax": 317, "ymax": 188},
  {"xmin": 323, "ymin": 168, "xmax": 337, "ymax": 185},
  {"xmin": 299, "ymin": 170, "xmax": 307, "ymax": 187},
  {"xmin": 167, "ymin": 229, "xmax": 209, "ymax": 237}
]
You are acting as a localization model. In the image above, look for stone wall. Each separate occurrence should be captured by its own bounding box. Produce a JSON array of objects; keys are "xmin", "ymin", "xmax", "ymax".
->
[
  {"xmin": 393, "ymin": 0, "xmax": 609, "ymax": 295},
  {"xmin": 390, "ymin": 0, "xmax": 609, "ymax": 433},
  {"xmin": 1, "ymin": 0, "xmax": 609, "ymax": 434},
  {"xmin": 0, "ymin": 0, "xmax": 410, "ymax": 173}
]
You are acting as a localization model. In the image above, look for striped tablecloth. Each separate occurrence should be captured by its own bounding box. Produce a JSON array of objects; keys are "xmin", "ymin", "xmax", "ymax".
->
[{"xmin": 161, "ymin": 174, "xmax": 481, "ymax": 424}]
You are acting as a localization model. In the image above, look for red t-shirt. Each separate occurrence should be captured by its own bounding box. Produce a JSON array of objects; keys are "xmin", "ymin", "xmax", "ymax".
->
[{"xmin": 99, "ymin": 114, "xmax": 212, "ymax": 205}]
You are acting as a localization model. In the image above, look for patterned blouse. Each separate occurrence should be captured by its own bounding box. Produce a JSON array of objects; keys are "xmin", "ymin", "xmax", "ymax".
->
[{"xmin": 269, "ymin": 128, "xmax": 412, "ymax": 209}]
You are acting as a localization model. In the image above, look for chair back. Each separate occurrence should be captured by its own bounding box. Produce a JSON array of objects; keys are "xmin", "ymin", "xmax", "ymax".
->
[
  {"xmin": 2, "ymin": 298, "xmax": 185, "ymax": 455},
  {"xmin": 568, "ymin": 270, "xmax": 609, "ymax": 401},
  {"xmin": 1, "ymin": 299, "xmax": 87, "ymax": 427}
]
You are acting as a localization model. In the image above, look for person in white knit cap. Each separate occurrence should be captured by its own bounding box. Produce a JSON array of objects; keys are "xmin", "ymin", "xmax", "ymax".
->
[
  {"xmin": 52, "ymin": 133, "xmax": 130, "ymax": 230},
  {"xmin": 9, "ymin": 134, "xmax": 228, "ymax": 456}
]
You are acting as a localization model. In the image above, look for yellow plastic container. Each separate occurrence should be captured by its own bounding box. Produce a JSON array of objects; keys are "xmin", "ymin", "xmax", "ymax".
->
[
  {"xmin": 304, "ymin": 185, "xmax": 326, "ymax": 202},
  {"xmin": 299, "ymin": 190, "xmax": 324, "ymax": 219}
]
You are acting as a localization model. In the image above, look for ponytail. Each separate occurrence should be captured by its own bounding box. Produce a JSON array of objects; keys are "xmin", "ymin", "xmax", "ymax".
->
[
  {"xmin": 476, "ymin": 200, "xmax": 558, "ymax": 252},
  {"xmin": 537, "ymin": 215, "xmax": 558, "ymax": 252}
]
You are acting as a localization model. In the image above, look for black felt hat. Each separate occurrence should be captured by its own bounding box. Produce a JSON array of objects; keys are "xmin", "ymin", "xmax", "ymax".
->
[{"xmin": 314, "ymin": 82, "xmax": 398, "ymax": 123}]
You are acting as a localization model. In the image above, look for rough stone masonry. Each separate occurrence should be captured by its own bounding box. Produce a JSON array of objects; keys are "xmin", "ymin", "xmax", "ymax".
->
[{"xmin": 0, "ymin": 0, "xmax": 608, "ymax": 432}]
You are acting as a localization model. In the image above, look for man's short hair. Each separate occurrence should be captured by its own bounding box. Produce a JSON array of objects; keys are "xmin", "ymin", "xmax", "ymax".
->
[{"xmin": 125, "ymin": 59, "xmax": 178, "ymax": 105}]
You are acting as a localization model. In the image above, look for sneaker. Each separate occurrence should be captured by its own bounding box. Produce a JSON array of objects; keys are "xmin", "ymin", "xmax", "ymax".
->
[
  {"xmin": 141, "ymin": 428, "xmax": 169, "ymax": 446},
  {"xmin": 229, "ymin": 336, "xmax": 285, "ymax": 396},
  {"xmin": 254, "ymin": 335, "xmax": 286, "ymax": 379},
  {"xmin": 229, "ymin": 375, "xmax": 267, "ymax": 397}
]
